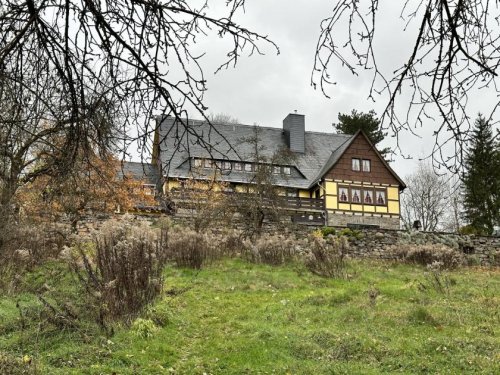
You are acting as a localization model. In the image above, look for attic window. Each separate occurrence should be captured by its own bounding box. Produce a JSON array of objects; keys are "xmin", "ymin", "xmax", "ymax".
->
[
  {"xmin": 283, "ymin": 166, "xmax": 291, "ymax": 175},
  {"xmin": 244, "ymin": 163, "xmax": 252, "ymax": 172},
  {"xmin": 204, "ymin": 159, "xmax": 213, "ymax": 168},
  {"xmin": 223, "ymin": 161, "xmax": 231, "ymax": 170},
  {"xmin": 194, "ymin": 159, "xmax": 202, "ymax": 168},
  {"xmin": 273, "ymin": 166, "xmax": 281, "ymax": 174},
  {"xmin": 234, "ymin": 162, "xmax": 242, "ymax": 171},
  {"xmin": 352, "ymin": 158, "xmax": 361, "ymax": 171},
  {"xmin": 362, "ymin": 159, "xmax": 371, "ymax": 172}
]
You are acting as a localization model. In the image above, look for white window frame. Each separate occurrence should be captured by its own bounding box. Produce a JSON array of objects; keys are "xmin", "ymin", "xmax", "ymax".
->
[
  {"xmin": 244, "ymin": 163, "xmax": 253, "ymax": 172},
  {"xmin": 283, "ymin": 166, "xmax": 291, "ymax": 175},
  {"xmin": 234, "ymin": 162, "xmax": 242, "ymax": 171},
  {"xmin": 352, "ymin": 158, "xmax": 361, "ymax": 171},
  {"xmin": 362, "ymin": 159, "xmax": 371, "ymax": 172}
]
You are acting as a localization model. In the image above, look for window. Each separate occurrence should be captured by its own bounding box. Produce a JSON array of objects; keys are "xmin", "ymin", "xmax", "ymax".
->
[
  {"xmin": 244, "ymin": 163, "xmax": 252, "ymax": 172},
  {"xmin": 223, "ymin": 161, "xmax": 231, "ymax": 170},
  {"xmin": 234, "ymin": 162, "xmax": 242, "ymax": 171},
  {"xmin": 194, "ymin": 159, "xmax": 202, "ymax": 168},
  {"xmin": 376, "ymin": 191, "xmax": 386, "ymax": 205},
  {"xmin": 362, "ymin": 159, "xmax": 371, "ymax": 172},
  {"xmin": 204, "ymin": 159, "xmax": 213, "ymax": 168},
  {"xmin": 286, "ymin": 189, "xmax": 298, "ymax": 197},
  {"xmin": 283, "ymin": 166, "xmax": 291, "ymax": 175},
  {"xmin": 364, "ymin": 190, "xmax": 373, "ymax": 204},
  {"xmin": 339, "ymin": 187, "xmax": 349, "ymax": 202},
  {"xmin": 273, "ymin": 166, "xmax": 281, "ymax": 174},
  {"xmin": 351, "ymin": 189, "xmax": 361, "ymax": 203},
  {"xmin": 352, "ymin": 158, "xmax": 361, "ymax": 171},
  {"xmin": 215, "ymin": 161, "xmax": 222, "ymax": 169}
]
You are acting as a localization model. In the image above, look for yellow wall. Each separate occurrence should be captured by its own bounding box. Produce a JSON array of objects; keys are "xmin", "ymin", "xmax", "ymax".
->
[
  {"xmin": 388, "ymin": 200, "xmax": 399, "ymax": 214},
  {"xmin": 166, "ymin": 180, "xmax": 180, "ymax": 192},
  {"xmin": 326, "ymin": 195, "xmax": 337, "ymax": 210},
  {"xmin": 323, "ymin": 180, "xmax": 400, "ymax": 216},
  {"xmin": 387, "ymin": 187, "xmax": 399, "ymax": 201},
  {"xmin": 299, "ymin": 190, "xmax": 310, "ymax": 198},
  {"xmin": 325, "ymin": 181, "xmax": 337, "ymax": 195}
]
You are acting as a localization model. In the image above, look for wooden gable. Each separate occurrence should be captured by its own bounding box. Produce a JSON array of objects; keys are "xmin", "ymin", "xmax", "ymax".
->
[{"xmin": 324, "ymin": 132, "xmax": 404, "ymax": 187}]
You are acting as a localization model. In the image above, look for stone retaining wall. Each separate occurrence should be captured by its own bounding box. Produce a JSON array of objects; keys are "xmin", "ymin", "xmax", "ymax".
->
[
  {"xmin": 74, "ymin": 214, "xmax": 499, "ymax": 267},
  {"xmin": 337, "ymin": 228, "xmax": 499, "ymax": 266}
]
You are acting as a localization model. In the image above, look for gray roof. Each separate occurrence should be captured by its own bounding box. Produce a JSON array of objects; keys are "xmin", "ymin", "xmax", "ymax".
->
[
  {"xmin": 119, "ymin": 161, "xmax": 160, "ymax": 186},
  {"xmin": 156, "ymin": 117, "xmax": 354, "ymax": 189}
]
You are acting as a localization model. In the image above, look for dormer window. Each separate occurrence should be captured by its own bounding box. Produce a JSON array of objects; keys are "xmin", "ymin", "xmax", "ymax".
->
[
  {"xmin": 283, "ymin": 166, "xmax": 291, "ymax": 175},
  {"xmin": 204, "ymin": 159, "xmax": 213, "ymax": 168},
  {"xmin": 234, "ymin": 162, "xmax": 242, "ymax": 171},
  {"xmin": 362, "ymin": 159, "xmax": 371, "ymax": 172},
  {"xmin": 273, "ymin": 166, "xmax": 281, "ymax": 174},
  {"xmin": 352, "ymin": 158, "xmax": 361, "ymax": 171},
  {"xmin": 194, "ymin": 159, "xmax": 202, "ymax": 168},
  {"xmin": 244, "ymin": 163, "xmax": 252, "ymax": 172},
  {"xmin": 223, "ymin": 161, "xmax": 231, "ymax": 170}
]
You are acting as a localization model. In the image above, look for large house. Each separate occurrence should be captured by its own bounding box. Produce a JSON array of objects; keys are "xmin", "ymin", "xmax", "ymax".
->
[{"xmin": 146, "ymin": 113, "xmax": 406, "ymax": 229}]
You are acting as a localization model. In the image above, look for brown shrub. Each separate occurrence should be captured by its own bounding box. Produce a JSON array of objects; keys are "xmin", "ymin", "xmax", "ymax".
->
[
  {"xmin": 71, "ymin": 219, "xmax": 165, "ymax": 327},
  {"xmin": 166, "ymin": 227, "xmax": 220, "ymax": 269},
  {"xmin": 394, "ymin": 244, "xmax": 464, "ymax": 269},
  {"xmin": 305, "ymin": 233, "xmax": 348, "ymax": 278},
  {"xmin": 243, "ymin": 234, "xmax": 301, "ymax": 265}
]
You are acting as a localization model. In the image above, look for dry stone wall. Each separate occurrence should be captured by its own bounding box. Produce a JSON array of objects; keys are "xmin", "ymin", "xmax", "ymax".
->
[{"xmin": 340, "ymin": 228, "xmax": 499, "ymax": 266}]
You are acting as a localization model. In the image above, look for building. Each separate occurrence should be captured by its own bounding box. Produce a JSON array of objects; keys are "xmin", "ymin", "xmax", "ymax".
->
[{"xmin": 148, "ymin": 113, "xmax": 406, "ymax": 229}]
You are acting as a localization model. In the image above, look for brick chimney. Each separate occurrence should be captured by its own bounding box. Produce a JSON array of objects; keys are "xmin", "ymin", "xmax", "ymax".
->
[{"xmin": 283, "ymin": 112, "xmax": 305, "ymax": 153}]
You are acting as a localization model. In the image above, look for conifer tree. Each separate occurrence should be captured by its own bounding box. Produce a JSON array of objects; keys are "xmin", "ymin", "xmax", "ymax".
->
[
  {"xmin": 461, "ymin": 114, "xmax": 500, "ymax": 235},
  {"xmin": 335, "ymin": 110, "xmax": 390, "ymax": 157}
]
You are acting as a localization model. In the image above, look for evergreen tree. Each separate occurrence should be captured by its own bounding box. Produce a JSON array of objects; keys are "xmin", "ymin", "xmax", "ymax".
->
[
  {"xmin": 462, "ymin": 114, "xmax": 500, "ymax": 235},
  {"xmin": 335, "ymin": 110, "xmax": 390, "ymax": 157}
]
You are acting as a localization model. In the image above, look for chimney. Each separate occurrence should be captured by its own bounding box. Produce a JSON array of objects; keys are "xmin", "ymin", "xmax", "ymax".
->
[{"xmin": 283, "ymin": 113, "xmax": 305, "ymax": 153}]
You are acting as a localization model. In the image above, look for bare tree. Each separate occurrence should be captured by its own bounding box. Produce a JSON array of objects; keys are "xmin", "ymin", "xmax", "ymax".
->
[
  {"xmin": 0, "ymin": 0, "xmax": 277, "ymax": 161},
  {"xmin": 313, "ymin": 1, "xmax": 500, "ymax": 170},
  {"xmin": 401, "ymin": 162, "xmax": 449, "ymax": 231}
]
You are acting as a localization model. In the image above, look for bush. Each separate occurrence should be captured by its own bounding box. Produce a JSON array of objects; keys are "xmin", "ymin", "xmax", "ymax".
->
[
  {"xmin": 0, "ymin": 221, "xmax": 69, "ymax": 269},
  {"xmin": 394, "ymin": 244, "xmax": 464, "ymax": 269},
  {"xmin": 243, "ymin": 234, "xmax": 300, "ymax": 265},
  {"xmin": 71, "ymin": 219, "xmax": 165, "ymax": 326},
  {"xmin": 167, "ymin": 228, "xmax": 219, "ymax": 269},
  {"xmin": 318, "ymin": 226, "xmax": 337, "ymax": 238},
  {"xmin": 305, "ymin": 232, "xmax": 348, "ymax": 278}
]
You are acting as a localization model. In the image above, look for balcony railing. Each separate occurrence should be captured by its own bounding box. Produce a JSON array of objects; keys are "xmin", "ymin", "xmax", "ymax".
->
[{"xmin": 168, "ymin": 190, "xmax": 325, "ymax": 213}]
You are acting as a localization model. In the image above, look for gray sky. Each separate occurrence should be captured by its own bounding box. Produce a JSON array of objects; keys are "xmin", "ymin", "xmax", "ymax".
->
[{"xmin": 152, "ymin": 0, "xmax": 500, "ymax": 178}]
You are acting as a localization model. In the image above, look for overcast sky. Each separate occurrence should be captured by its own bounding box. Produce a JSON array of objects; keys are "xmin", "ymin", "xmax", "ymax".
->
[{"xmin": 148, "ymin": 0, "xmax": 500, "ymax": 178}]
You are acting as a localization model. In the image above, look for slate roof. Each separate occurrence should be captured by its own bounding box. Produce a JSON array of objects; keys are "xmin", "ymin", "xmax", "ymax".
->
[
  {"xmin": 156, "ymin": 117, "xmax": 354, "ymax": 189},
  {"xmin": 119, "ymin": 161, "xmax": 160, "ymax": 186}
]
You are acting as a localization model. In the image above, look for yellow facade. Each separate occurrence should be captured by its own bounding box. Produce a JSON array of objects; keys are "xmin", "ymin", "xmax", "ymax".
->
[
  {"xmin": 322, "ymin": 180, "xmax": 400, "ymax": 217},
  {"xmin": 388, "ymin": 200, "xmax": 399, "ymax": 214},
  {"xmin": 299, "ymin": 190, "xmax": 310, "ymax": 198},
  {"xmin": 387, "ymin": 187, "xmax": 399, "ymax": 201},
  {"xmin": 325, "ymin": 195, "xmax": 337, "ymax": 210},
  {"xmin": 338, "ymin": 203, "xmax": 350, "ymax": 211},
  {"xmin": 324, "ymin": 181, "xmax": 337, "ymax": 195}
]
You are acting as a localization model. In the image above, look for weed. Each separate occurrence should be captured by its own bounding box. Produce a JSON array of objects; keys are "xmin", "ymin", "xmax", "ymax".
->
[
  {"xmin": 305, "ymin": 232, "xmax": 348, "ymax": 278},
  {"xmin": 131, "ymin": 318, "xmax": 158, "ymax": 339}
]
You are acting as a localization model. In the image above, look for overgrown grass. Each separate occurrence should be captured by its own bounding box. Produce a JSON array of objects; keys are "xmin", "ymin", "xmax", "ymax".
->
[{"xmin": 1, "ymin": 259, "xmax": 499, "ymax": 374}]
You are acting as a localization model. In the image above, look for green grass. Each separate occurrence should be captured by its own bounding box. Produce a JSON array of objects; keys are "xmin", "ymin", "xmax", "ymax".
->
[{"xmin": 1, "ymin": 259, "xmax": 499, "ymax": 374}]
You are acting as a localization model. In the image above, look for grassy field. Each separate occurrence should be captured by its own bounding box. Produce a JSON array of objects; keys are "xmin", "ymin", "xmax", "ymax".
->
[{"xmin": 0, "ymin": 259, "xmax": 499, "ymax": 374}]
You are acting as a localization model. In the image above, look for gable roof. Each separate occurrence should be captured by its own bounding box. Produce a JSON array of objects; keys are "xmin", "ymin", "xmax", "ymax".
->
[
  {"xmin": 313, "ymin": 130, "xmax": 407, "ymax": 189},
  {"xmin": 155, "ymin": 117, "xmax": 405, "ymax": 190}
]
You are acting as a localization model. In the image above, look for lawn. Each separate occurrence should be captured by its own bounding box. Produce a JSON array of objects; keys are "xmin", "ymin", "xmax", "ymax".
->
[{"xmin": 0, "ymin": 259, "xmax": 499, "ymax": 374}]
